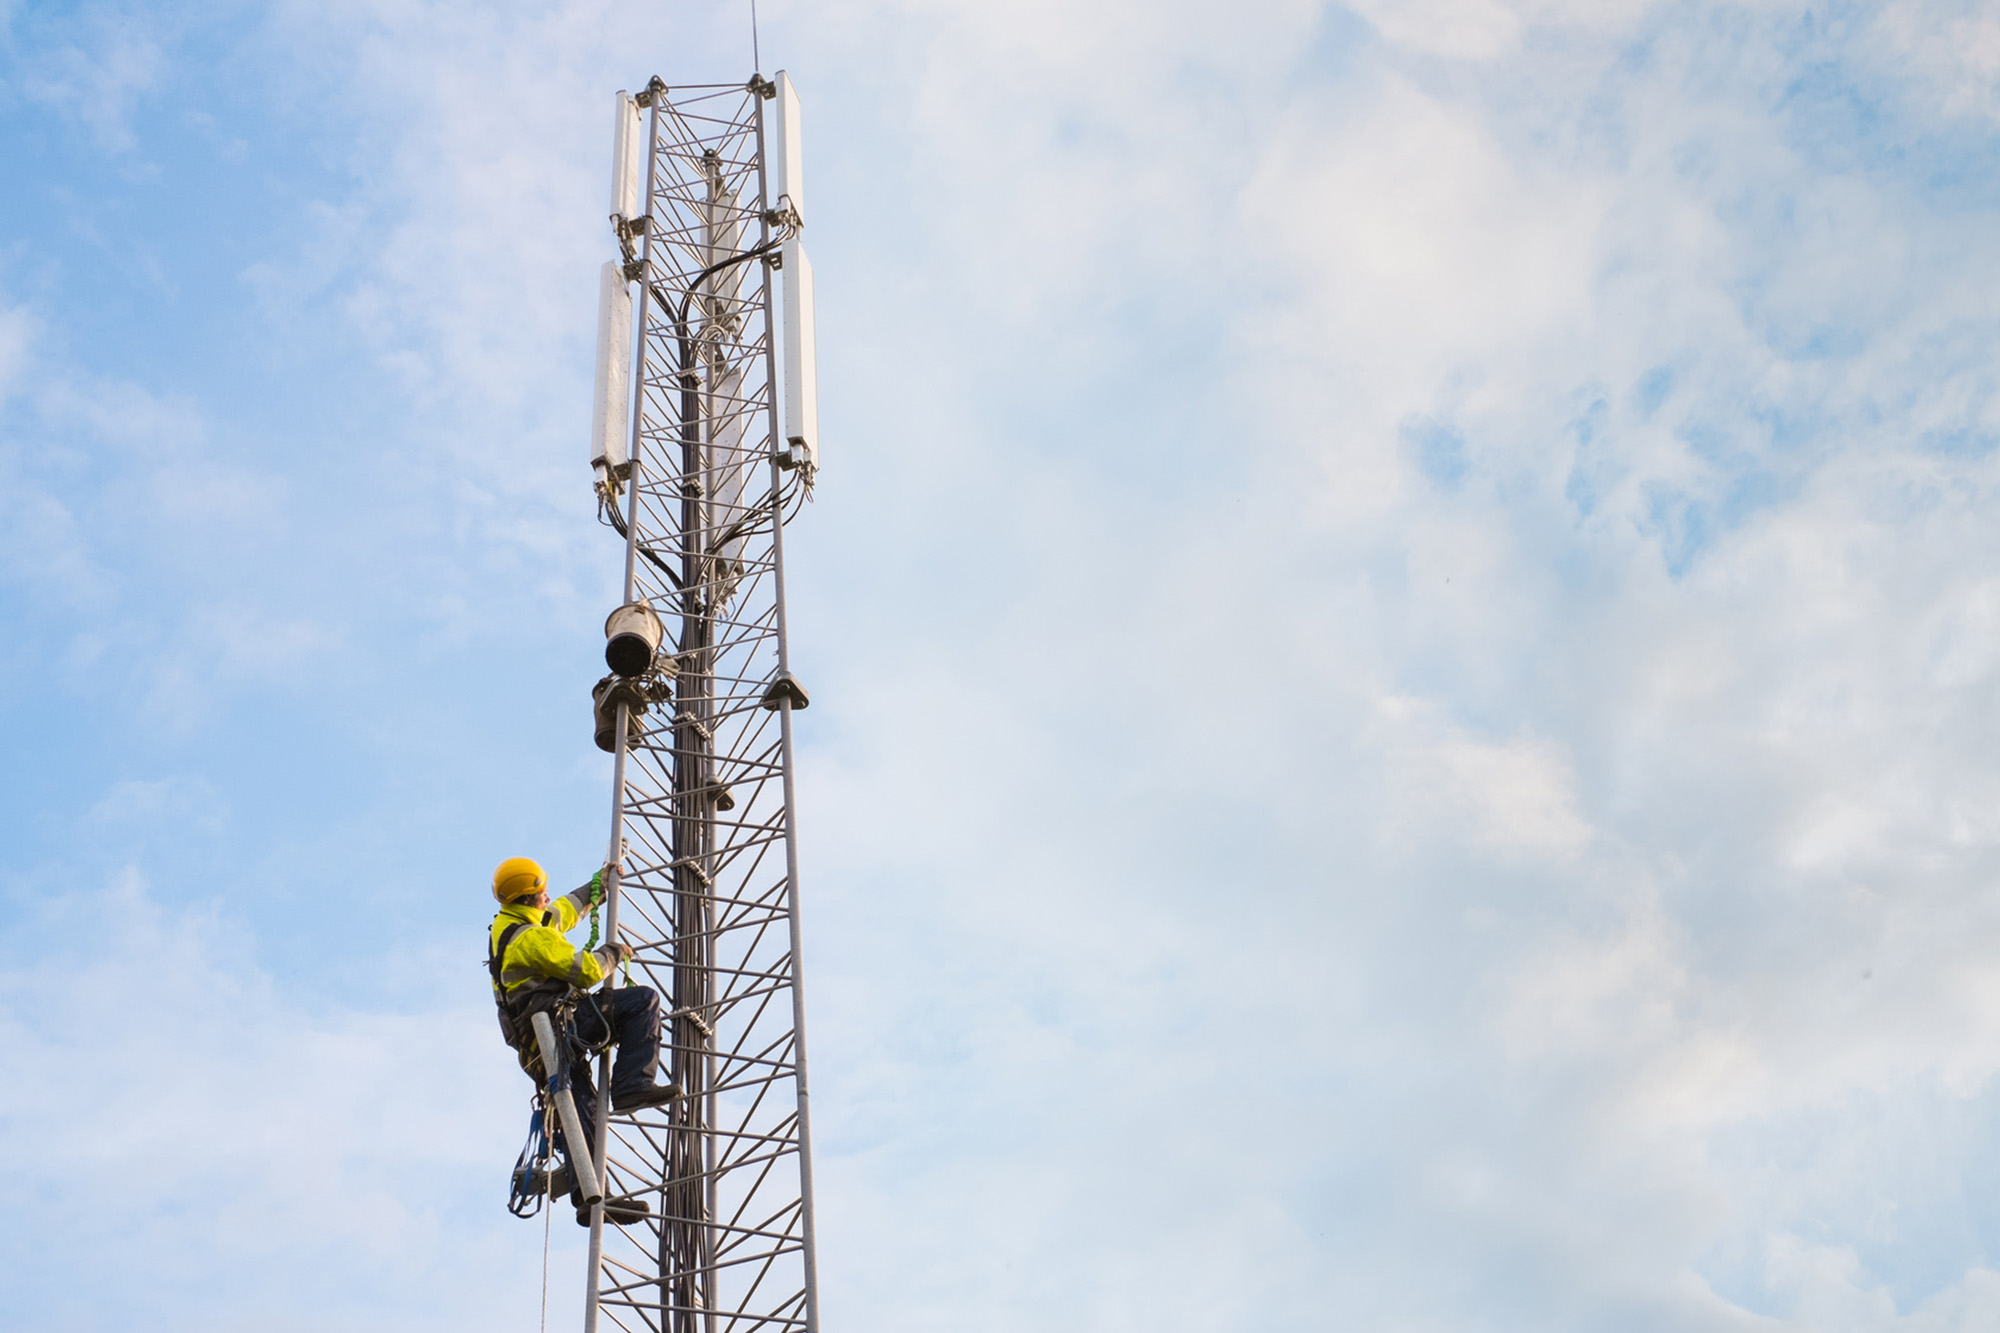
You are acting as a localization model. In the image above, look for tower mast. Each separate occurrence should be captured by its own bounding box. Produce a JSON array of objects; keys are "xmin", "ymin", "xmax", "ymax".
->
[{"xmin": 584, "ymin": 72, "xmax": 822, "ymax": 1333}]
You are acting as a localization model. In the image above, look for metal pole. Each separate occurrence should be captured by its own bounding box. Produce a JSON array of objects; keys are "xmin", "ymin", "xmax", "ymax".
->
[
  {"xmin": 755, "ymin": 83, "xmax": 823, "ymax": 1333},
  {"xmin": 767, "ymin": 463, "xmax": 821, "ymax": 1333},
  {"xmin": 668, "ymin": 176, "xmax": 714, "ymax": 1333},
  {"xmin": 698, "ymin": 153, "xmax": 730, "ymax": 1333},
  {"xmin": 531, "ymin": 1010, "xmax": 603, "ymax": 1205},
  {"xmin": 584, "ymin": 83, "xmax": 661, "ymax": 1333}
]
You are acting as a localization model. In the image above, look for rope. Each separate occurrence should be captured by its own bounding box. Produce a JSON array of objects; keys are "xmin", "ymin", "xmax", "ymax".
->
[{"xmin": 540, "ymin": 1184, "xmax": 552, "ymax": 1333}]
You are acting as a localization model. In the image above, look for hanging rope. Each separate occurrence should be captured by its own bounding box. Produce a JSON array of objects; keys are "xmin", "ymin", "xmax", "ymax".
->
[{"xmin": 540, "ymin": 1181, "xmax": 553, "ymax": 1333}]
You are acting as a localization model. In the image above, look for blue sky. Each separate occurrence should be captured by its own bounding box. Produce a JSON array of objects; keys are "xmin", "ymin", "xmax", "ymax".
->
[{"xmin": 6, "ymin": 0, "xmax": 2000, "ymax": 1328}]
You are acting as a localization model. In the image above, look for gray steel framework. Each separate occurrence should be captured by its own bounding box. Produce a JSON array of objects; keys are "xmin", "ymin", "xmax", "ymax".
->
[{"xmin": 587, "ymin": 78, "xmax": 820, "ymax": 1333}]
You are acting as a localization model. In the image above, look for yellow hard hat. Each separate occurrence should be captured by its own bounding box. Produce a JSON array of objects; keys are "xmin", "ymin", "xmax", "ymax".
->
[{"xmin": 492, "ymin": 856, "xmax": 548, "ymax": 904}]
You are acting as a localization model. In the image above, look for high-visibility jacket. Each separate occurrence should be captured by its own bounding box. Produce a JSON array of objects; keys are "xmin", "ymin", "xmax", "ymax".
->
[{"xmin": 488, "ymin": 888, "xmax": 616, "ymax": 1002}]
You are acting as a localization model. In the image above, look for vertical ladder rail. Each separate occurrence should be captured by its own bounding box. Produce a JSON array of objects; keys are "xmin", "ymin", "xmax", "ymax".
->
[{"xmin": 585, "ymin": 81, "xmax": 663, "ymax": 1333}]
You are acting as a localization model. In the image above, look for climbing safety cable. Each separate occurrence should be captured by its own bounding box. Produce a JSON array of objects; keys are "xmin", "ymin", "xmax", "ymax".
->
[{"xmin": 540, "ymin": 1185, "xmax": 552, "ymax": 1333}]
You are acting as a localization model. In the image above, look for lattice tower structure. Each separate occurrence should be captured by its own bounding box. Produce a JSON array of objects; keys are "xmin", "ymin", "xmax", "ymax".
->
[{"xmin": 588, "ymin": 77, "xmax": 821, "ymax": 1333}]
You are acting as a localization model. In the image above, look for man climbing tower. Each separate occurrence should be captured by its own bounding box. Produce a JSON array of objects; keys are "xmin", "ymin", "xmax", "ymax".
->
[{"xmin": 488, "ymin": 855, "xmax": 680, "ymax": 1225}]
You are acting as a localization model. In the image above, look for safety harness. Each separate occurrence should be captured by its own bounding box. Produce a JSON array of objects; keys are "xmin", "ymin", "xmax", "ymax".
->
[
  {"xmin": 488, "ymin": 885, "xmax": 621, "ymax": 1074},
  {"xmin": 487, "ymin": 917, "xmax": 571, "ymax": 1068}
]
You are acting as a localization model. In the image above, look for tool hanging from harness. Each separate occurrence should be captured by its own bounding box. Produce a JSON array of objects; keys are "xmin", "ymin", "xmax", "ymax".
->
[{"xmin": 508, "ymin": 1102, "xmax": 557, "ymax": 1218}]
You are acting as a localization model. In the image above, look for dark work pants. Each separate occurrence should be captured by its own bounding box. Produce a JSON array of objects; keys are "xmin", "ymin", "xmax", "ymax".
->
[{"xmin": 555, "ymin": 985, "xmax": 663, "ymax": 1184}]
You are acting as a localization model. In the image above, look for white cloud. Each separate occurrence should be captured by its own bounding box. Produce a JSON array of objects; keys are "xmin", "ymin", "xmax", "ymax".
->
[
  {"xmin": 0, "ymin": 300, "xmax": 31, "ymax": 397},
  {"xmin": 86, "ymin": 774, "xmax": 229, "ymax": 833},
  {"xmin": 1875, "ymin": 0, "xmax": 2000, "ymax": 124},
  {"xmin": 0, "ymin": 871, "xmax": 563, "ymax": 1330},
  {"xmin": 1350, "ymin": 0, "xmax": 1527, "ymax": 60},
  {"xmin": 1378, "ymin": 699, "xmax": 1595, "ymax": 857},
  {"xmin": 1244, "ymin": 72, "xmax": 1606, "ymax": 395},
  {"xmin": 15, "ymin": 6, "xmax": 164, "ymax": 153},
  {"xmin": 783, "ymin": 3, "xmax": 2000, "ymax": 1324}
]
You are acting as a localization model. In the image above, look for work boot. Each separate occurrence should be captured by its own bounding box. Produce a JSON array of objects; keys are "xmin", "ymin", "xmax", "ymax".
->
[
  {"xmin": 611, "ymin": 1079, "xmax": 682, "ymax": 1114},
  {"xmin": 575, "ymin": 1195, "xmax": 652, "ymax": 1228}
]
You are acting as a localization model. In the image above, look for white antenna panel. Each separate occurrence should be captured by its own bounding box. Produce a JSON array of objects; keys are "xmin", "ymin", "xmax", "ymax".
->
[
  {"xmin": 591, "ymin": 260, "xmax": 633, "ymax": 484},
  {"xmin": 611, "ymin": 91, "xmax": 643, "ymax": 220},
  {"xmin": 781, "ymin": 239, "xmax": 818, "ymax": 469},
  {"xmin": 771, "ymin": 71, "xmax": 804, "ymax": 227}
]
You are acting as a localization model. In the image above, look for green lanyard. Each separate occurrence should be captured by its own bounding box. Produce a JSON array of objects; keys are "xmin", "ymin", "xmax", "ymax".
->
[{"xmin": 582, "ymin": 870, "xmax": 630, "ymax": 983}]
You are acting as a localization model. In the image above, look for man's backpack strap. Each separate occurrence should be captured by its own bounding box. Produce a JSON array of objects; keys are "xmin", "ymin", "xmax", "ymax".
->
[
  {"xmin": 489, "ymin": 919, "xmax": 573, "ymax": 1067},
  {"xmin": 489, "ymin": 921, "xmax": 539, "ymax": 1053},
  {"xmin": 489, "ymin": 920, "xmax": 530, "ymax": 993}
]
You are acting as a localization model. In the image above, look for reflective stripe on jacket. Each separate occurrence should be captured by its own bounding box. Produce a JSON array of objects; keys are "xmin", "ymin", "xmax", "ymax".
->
[{"xmin": 488, "ymin": 889, "xmax": 614, "ymax": 998}]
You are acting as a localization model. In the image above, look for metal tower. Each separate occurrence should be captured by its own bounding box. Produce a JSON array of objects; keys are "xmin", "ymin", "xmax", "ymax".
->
[{"xmin": 583, "ymin": 73, "xmax": 822, "ymax": 1333}]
